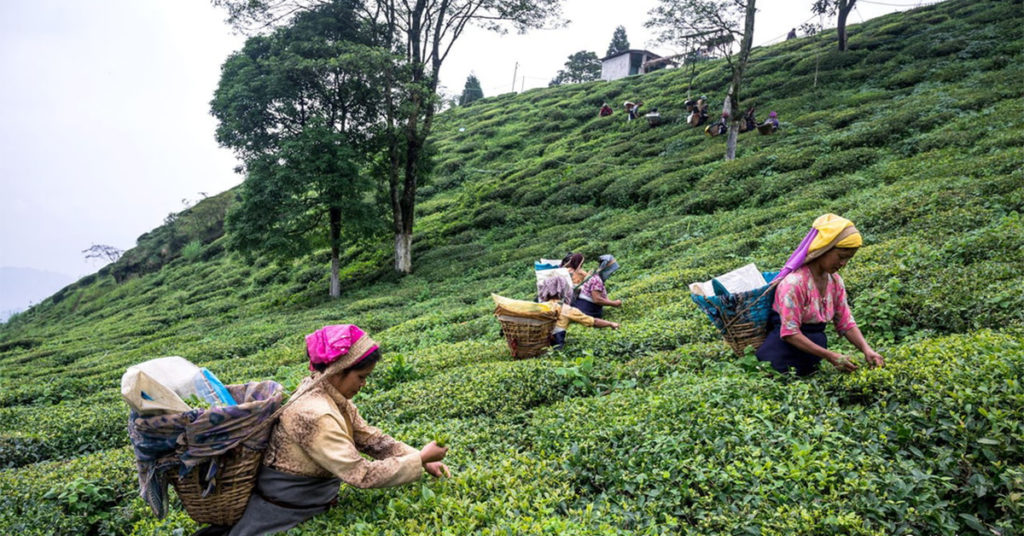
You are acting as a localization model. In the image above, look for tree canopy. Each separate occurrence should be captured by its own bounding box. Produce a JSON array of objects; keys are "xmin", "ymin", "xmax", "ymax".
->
[
  {"xmin": 213, "ymin": 0, "xmax": 567, "ymax": 274},
  {"xmin": 549, "ymin": 50, "xmax": 601, "ymax": 86},
  {"xmin": 606, "ymin": 25, "xmax": 630, "ymax": 56},
  {"xmin": 211, "ymin": 1, "xmax": 388, "ymax": 297},
  {"xmin": 459, "ymin": 74, "xmax": 484, "ymax": 105}
]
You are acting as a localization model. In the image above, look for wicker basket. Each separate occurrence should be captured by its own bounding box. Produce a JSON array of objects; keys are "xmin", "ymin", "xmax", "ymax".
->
[
  {"xmin": 718, "ymin": 310, "xmax": 772, "ymax": 355},
  {"xmin": 129, "ymin": 381, "xmax": 287, "ymax": 526},
  {"xmin": 496, "ymin": 314, "xmax": 557, "ymax": 359},
  {"xmin": 691, "ymin": 271, "xmax": 780, "ymax": 356},
  {"xmin": 171, "ymin": 445, "xmax": 263, "ymax": 525}
]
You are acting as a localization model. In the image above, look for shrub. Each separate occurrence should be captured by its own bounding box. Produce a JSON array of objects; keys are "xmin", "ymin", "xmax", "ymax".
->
[
  {"xmin": 180, "ymin": 240, "xmax": 203, "ymax": 261},
  {"xmin": 1, "ymin": 1, "xmax": 1021, "ymax": 533},
  {"xmin": 808, "ymin": 147, "xmax": 877, "ymax": 178}
]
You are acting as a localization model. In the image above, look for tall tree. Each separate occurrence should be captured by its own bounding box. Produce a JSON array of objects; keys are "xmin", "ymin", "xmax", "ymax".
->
[
  {"xmin": 214, "ymin": 0, "xmax": 565, "ymax": 274},
  {"xmin": 812, "ymin": 0, "xmax": 856, "ymax": 51},
  {"xmin": 549, "ymin": 50, "xmax": 601, "ymax": 86},
  {"xmin": 606, "ymin": 25, "xmax": 630, "ymax": 56},
  {"xmin": 459, "ymin": 74, "xmax": 484, "ymax": 105},
  {"xmin": 647, "ymin": 0, "xmax": 756, "ymax": 160},
  {"xmin": 211, "ymin": 2, "xmax": 388, "ymax": 298}
]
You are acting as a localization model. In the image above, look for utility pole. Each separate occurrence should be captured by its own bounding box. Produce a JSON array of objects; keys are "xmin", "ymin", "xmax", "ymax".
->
[{"xmin": 511, "ymin": 61, "xmax": 519, "ymax": 92}]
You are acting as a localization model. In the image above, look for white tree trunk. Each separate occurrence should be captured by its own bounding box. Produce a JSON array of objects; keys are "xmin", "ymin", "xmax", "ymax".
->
[
  {"xmin": 726, "ymin": 123, "xmax": 740, "ymax": 160},
  {"xmin": 723, "ymin": 83, "xmax": 738, "ymax": 160},
  {"xmin": 330, "ymin": 251, "xmax": 340, "ymax": 299},
  {"xmin": 394, "ymin": 232, "xmax": 412, "ymax": 274}
]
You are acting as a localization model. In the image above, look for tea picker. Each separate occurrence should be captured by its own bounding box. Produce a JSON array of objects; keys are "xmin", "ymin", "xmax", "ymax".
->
[
  {"xmin": 124, "ymin": 325, "xmax": 451, "ymax": 535},
  {"xmin": 691, "ymin": 214, "xmax": 884, "ymax": 376}
]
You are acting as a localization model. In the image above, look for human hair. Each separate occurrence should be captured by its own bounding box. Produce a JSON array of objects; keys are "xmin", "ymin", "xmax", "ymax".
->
[
  {"xmin": 346, "ymin": 349, "xmax": 382, "ymax": 372},
  {"xmin": 561, "ymin": 252, "xmax": 584, "ymax": 271},
  {"xmin": 311, "ymin": 348, "xmax": 382, "ymax": 373}
]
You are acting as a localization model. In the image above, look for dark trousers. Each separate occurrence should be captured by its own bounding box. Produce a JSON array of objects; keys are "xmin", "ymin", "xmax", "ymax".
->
[
  {"xmin": 756, "ymin": 311, "xmax": 827, "ymax": 376},
  {"xmin": 573, "ymin": 298, "xmax": 603, "ymax": 319}
]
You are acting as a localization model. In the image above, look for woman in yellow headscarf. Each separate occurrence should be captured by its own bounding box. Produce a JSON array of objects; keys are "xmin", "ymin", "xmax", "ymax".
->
[{"xmin": 756, "ymin": 214, "xmax": 885, "ymax": 375}]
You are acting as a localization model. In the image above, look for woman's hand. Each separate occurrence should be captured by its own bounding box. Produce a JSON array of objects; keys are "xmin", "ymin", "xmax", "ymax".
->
[
  {"xmin": 608, "ymin": 321, "xmax": 620, "ymax": 329},
  {"xmin": 863, "ymin": 349, "xmax": 885, "ymax": 368},
  {"xmin": 827, "ymin": 352, "xmax": 859, "ymax": 372},
  {"xmin": 842, "ymin": 327, "xmax": 884, "ymax": 369},
  {"xmin": 424, "ymin": 461, "xmax": 451, "ymax": 478},
  {"xmin": 612, "ymin": 299, "xmax": 622, "ymax": 307},
  {"xmin": 420, "ymin": 441, "xmax": 448, "ymax": 464}
]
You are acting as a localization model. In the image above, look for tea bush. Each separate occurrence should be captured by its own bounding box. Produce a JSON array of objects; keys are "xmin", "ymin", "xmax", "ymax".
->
[{"xmin": 1, "ymin": 0, "xmax": 1022, "ymax": 533}]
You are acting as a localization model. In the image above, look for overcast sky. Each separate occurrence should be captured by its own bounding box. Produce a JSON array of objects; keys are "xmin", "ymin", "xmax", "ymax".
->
[{"xmin": 0, "ymin": 0, "xmax": 935, "ymax": 310}]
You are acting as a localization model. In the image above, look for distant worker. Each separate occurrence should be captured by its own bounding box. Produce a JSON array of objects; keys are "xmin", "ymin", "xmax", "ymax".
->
[
  {"xmin": 687, "ymin": 96, "xmax": 709, "ymax": 127},
  {"xmin": 705, "ymin": 112, "xmax": 729, "ymax": 137},
  {"xmin": 537, "ymin": 276, "xmax": 619, "ymax": 350},
  {"xmin": 645, "ymin": 108, "xmax": 662, "ymax": 127},
  {"xmin": 787, "ymin": 28, "xmax": 797, "ymax": 40},
  {"xmin": 739, "ymin": 106, "xmax": 757, "ymax": 133},
  {"xmin": 572, "ymin": 256, "xmax": 622, "ymax": 319},
  {"xmin": 624, "ymin": 100, "xmax": 644, "ymax": 121},
  {"xmin": 758, "ymin": 111, "xmax": 779, "ymax": 134},
  {"xmin": 599, "ymin": 102, "xmax": 613, "ymax": 117}
]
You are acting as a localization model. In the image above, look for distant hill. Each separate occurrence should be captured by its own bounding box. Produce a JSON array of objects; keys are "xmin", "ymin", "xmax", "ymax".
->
[
  {"xmin": 1, "ymin": 1, "xmax": 1022, "ymax": 534},
  {"xmin": 0, "ymin": 266, "xmax": 74, "ymax": 322}
]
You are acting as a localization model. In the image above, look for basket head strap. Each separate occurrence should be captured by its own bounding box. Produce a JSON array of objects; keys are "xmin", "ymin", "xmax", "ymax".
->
[{"xmin": 573, "ymin": 271, "xmax": 597, "ymax": 291}]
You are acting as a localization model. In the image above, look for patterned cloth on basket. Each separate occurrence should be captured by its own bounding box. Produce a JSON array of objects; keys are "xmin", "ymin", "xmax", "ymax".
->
[
  {"xmin": 691, "ymin": 271, "xmax": 780, "ymax": 335},
  {"xmin": 128, "ymin": 380, "xmax": 283, "ymax": 518}
]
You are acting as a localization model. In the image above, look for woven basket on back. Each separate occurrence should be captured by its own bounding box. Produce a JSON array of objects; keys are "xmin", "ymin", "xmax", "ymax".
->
[
  {"xmin": 172, "ymin": 445, "xmax": 263, "ymax": 525},
  {"xmin": 130, "ymin": 379, "xmax": 323, "ymax": 526},
  {"xmin": 496, "ymin": 313, "xmax": 557, "ymax": 359},
  {"xmin": 691, "ymin": 271, "xmax": 780, "ymax": 356}
]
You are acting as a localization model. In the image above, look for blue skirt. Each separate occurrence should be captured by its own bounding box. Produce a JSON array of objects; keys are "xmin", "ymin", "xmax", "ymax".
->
[{"xmin": 756, "ymin": 311, "xmax": 827, "ymax": 376}]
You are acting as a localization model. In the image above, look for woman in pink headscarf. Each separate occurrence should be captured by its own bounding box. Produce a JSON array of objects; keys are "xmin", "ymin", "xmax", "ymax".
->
[{"xmin": 195, "ymin": 325, "xmax": 449, "ymax": 536}]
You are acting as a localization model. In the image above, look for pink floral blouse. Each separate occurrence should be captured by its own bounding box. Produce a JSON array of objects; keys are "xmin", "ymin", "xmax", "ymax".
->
[
  {"xmin": 579, "ymin": 274, "xmax": 606, "ymax": 301},
  {"xmin": 774, "ymin": 265, "xmax": 857, "ymax": 337}
]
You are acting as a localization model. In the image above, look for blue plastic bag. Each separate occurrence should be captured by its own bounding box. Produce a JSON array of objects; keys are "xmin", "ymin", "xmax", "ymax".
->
[{"xmin": 192, "ymin": 368, "xmax": 237, "ymax": 406}]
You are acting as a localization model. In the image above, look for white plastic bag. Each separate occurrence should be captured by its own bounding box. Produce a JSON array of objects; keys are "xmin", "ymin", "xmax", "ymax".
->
[
  {"xmin": 120, "ymin": 356, "xmax": 201, "ymax": 415},
  {"xmin": 121, "ymin": 369, "xmax": 191, "ymax": 415},
  {"xmin": 689, "ymin": 263, "xmax": 767, "ymax": 296}
]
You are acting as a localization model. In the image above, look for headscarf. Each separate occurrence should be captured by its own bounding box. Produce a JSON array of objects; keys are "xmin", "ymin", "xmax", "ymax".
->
[
  {"xmin": 305, "ymin": 324, "xmax": 379, "ymax": 372},
  {"xmin": 538, "ymin": 275, "xmax": 573, "ymax": 304},
  {"xmin": 772, "ymin": 214, "xmax": 862, "ymax": 282},
  {"xmin": 805, "ymin": 213, "xmax": 862, "ymax": 262},
  {"xmin": 561, "ymin": 253, "xmax": 584, "ymax": 272}
]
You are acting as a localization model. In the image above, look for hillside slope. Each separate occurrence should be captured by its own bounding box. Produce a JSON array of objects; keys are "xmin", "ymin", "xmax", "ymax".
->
[{"xmin": 2, "ymin": 1, "xmax": 1022, "ymax": 534}]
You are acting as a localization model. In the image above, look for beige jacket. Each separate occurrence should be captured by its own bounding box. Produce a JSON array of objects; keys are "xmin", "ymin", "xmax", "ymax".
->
[
  {"xmin": 542, "ymin": 299, "xmax": 596, "ymax": 331},
  {"xmin": 262, "ymin": 377, "xmax": 422, "ymax": 488}
]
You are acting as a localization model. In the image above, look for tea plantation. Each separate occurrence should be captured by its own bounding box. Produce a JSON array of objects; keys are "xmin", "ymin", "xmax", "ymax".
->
[{"xmin": 2, "ymin": 0, "xmax": 1022, "ymax": 534}]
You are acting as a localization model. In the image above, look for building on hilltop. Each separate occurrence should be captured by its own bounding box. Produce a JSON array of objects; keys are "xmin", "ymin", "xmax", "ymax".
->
[{"xmin": 600, "ymin": 49, "xmax": 675, "ymax": 81}]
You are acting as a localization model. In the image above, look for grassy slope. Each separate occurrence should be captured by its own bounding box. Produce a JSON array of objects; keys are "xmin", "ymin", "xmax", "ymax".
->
[{"xmin": 2, "ymin": 0, "xmax": 1022, "ymax": 534}]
